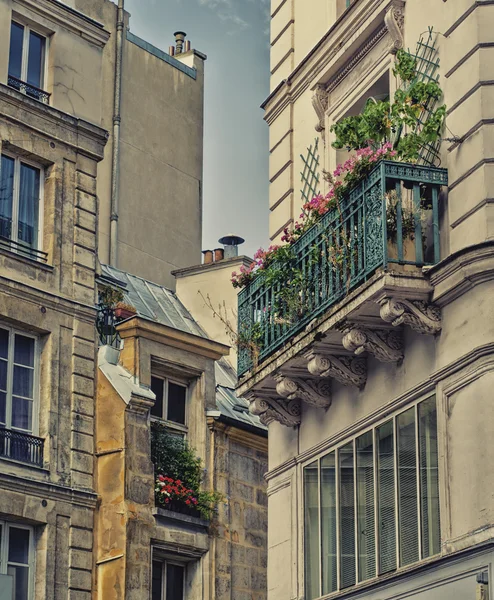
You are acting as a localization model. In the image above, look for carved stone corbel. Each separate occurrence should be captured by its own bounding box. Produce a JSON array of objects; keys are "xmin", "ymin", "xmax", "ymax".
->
[
  {"xmin": 379, "ymin": 298, "xmax": 441, "ymax": 335},
  {"xmin": 384, "ymin": 1, "xmax": 405, "ymax": 54},
  {"xmin": 312, "ymin": 84, "xmax": 329, "ymax": 141},
  {"xmin": 305, "ymin": 351, "xmax": 367, "ymax": 388},
  {"xmin": 275, "ymin": 374, "xmax": 332, "ymax": 409},
  {"xmin": 247, "ymin": 394, "xmax": 301, "ymax": 427},
  {"xmin": 342, "ymin": 327, "xmax": 403, "ymax": 363}
]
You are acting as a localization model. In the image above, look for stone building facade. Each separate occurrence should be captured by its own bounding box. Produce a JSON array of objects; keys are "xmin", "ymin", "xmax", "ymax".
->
[{"xmin": 237, "ymin": 1, "xmax": 494, "ymax": 600}]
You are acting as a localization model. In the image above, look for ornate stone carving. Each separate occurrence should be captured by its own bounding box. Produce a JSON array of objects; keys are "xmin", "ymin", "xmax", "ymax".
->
[
  {"xmin": 275, "ymin": 374, "xmax": 332, "ymax": 409},
  {"xmin": 248, "ymin": 395, "xmax": 301, "ymax": 427},
  {"xmin": 312, "ymin": 84, "xmax": 329, "ymax": 140},
  {"xmin": 342, "ymin": 327, "xmax": 403, "ymax": 363},
  {"xmin": 380, "ymin": 298, "xmax": 441, "ymax": 335},
  {"xmin": 384, "ymin": 1, "xmax": 405, "ymax": 54},
  {"xmin": 305, "ymin": 351, "xmax": 367, "ymax": 387}
]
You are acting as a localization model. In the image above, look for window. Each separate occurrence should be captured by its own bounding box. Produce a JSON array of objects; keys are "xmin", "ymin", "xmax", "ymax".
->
[
  {"xmin": 304, "ymin": 396, "xmax": 440, "ymax": 598},
  {"xmin": 0, "ymin": 521, "xmax": 34, "ymax": 600},
  {"xmin": 8, "ymin": 21, "xmax": 49, "ymax": 103},
  {"xmin": 150, "ymin": 376, "xmax": 187, "ymax": 437},
  {"xmin": 152, "ymin": 559, "xmax": 185, "ymax": 600},
  {"xmin": 0, "ymin": 154, "xmax": 45, "ymax": 261}
]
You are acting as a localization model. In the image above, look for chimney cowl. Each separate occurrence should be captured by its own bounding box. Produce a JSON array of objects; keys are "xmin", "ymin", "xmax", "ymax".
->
[
  {"xmin": 174, "ymin": 31, "xmax": 187, "ymax": 54},
  {"xmin": 218, "ymin": 234, "xmax": 245, "ymax": 259}
]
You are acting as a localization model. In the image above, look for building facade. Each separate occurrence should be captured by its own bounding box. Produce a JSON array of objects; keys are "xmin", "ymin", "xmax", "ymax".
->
[{"xmin": 237, "ymin": 1, "xmax": 494, "ymax": 600}]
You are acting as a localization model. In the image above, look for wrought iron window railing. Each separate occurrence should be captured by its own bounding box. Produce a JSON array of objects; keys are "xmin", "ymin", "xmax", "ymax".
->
[
  {"xmin": 7, "ymin": 75, "xmax": 50, "ymax": 104},
  {"xmin": 96, "ymin": 306, "xmax": 121, "ymax": 349},
  {"xmin": 237, "ymin": 161, "xmax": 448, "ymax": 376},
  {"xmin": 0, "ymin": 428, "xmax": 44, "ymax": 467},
  {"xmin": 0, "ymin": 233, "xmax": 48, "ymax": 263}
]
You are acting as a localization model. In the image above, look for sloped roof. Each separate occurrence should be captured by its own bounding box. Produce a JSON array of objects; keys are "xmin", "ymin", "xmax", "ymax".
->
[{"xmin": 100, "ymin": 264, "xmax": 266, "ymax": 434}]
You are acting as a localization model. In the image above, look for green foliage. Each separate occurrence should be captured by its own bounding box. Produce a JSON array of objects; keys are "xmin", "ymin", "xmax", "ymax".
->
[
  {"xmin": 392, "ymin": 49, "xmax": 417, "ymax": 82},
  {"xmin": 151, "ymin": 425, "xmax": 224, "ymax": 519},
  {"xmin": 99, "ymin": 285, "xmax": 124, "ymax": 308}
]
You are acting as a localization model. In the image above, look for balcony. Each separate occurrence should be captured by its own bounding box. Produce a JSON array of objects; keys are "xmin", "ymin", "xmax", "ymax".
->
[
  {"xmin": 7, "ymin": 75, "xmax": 50, "ymax": 104},
  {"xmin": 0, "ymin": 428, "xmax": 44, "ymax": 467},
  {"xmin": 237, "ymin": 161, "xmax": 448, "ymax": 425}
]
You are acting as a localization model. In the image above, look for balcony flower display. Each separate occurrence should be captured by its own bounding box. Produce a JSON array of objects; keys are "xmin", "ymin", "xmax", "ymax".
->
[{"xmin": 151, "ymin": 425, "xmax": 224, "ymax": 520}]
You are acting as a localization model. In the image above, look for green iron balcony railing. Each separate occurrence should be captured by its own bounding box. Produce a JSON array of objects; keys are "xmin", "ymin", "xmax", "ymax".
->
[{"xmin": 237, "ymin": 160, "xmax": 448, "ymax": 377}]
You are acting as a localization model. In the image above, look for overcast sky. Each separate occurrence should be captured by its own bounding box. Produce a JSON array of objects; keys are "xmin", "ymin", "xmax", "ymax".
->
[{"xmin": 125, "ymin": 0, "xmax": 270, "ymax": 258}]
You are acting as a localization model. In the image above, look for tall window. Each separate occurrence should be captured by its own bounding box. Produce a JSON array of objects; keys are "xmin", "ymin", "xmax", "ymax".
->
[
  {"xmin": 0, "ymin": 521, "xmax": 34, "ymax": 600},
  {"xmin": 8, "ymin": 21, "xmax": 48, "ymax": 102},
  {"xmin": 152, "ymin": 559, "xmax": 185, "ymax": 600},
  {"xmin": 0, "ymin": 154, "xmax": 43, "ymax": 259},
  {"xmin": 303, "ymin": 396, "xmax": 440, "ymax": 598},
  {"xmin": 150, "ymin": 376, "xmax": 187, "ymax": 438}
]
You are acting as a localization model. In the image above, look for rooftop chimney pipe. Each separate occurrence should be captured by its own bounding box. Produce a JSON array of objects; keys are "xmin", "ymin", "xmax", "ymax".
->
[
  {"xmin": 218, "ymin": 234, "xmax": 245, "ymax": 259},
  {"xmin": 174, "ymin": 31, "xmax": 186, "ymax": 55},
  {"xmin": 202, "ymin": 250, "xmax": 213, "ymax": 264}
]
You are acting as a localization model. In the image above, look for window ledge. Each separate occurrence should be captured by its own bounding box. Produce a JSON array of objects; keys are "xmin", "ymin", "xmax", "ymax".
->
[
  {"xmin": 0, "ymin": 455, "xmax": 49, "ymax": 474},
  {"xmin": 153, "ymin": 506, "xmax": 210, "ymax": 530},
  {"xmin": 0, "ymin": 246, "xmax": 53, "ymax": 272}
]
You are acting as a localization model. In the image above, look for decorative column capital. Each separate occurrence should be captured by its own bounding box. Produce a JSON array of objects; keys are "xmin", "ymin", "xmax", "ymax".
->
[
  {"xmin": 305, "ymin": 351, "xmax": 367, "ymax": 388},
  {"xmin": 247, "ymin": 394, "xmax": 301, "ymax": 427},
  {"xmin": 384, "ymin": 1, "xmax": 405, "ymax": 54},
  {"xmin": 342, "ymin": 327, "xmax": 403, "ymax": 363},
  {"xmin": 380, "ymin": 298, "xmax": 441, "ymax": 335},
  {"xmin": 274, "ymin": 374, "xmax": 332, "ymax": 409}
]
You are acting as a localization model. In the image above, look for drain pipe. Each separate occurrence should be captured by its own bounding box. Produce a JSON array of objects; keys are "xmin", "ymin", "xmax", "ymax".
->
[{"xmin": 110, "ymin": 0, "xmax": 124, "ymax": 267}]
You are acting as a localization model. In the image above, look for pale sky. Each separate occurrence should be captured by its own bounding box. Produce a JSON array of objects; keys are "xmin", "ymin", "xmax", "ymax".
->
[{"xmin": 125, "ymin": 0, "xmax": 270, "ymax": 258}]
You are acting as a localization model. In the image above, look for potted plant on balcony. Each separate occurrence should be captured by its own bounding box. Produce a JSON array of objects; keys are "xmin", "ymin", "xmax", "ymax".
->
[
  {"xmin": 114, "ymin": 301, "xmax": 137, "ymax": 320},
  {"xmin": 151, "ymin": 425, "xmax": 224, "ymax": 520}
]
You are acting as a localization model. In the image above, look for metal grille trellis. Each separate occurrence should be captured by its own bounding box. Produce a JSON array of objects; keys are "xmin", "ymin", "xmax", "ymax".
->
[
  {"xmin": 237, "ymin": 161, "xmax": 447, "ymax": 376},
  {"xmin": 300, "ymin": 138, "xmax": 321, "ymax": 205}
]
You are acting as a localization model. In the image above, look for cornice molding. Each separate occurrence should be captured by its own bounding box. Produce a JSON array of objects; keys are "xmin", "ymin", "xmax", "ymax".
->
[{"xmin": 14, "ymin": 0, "xmax": 110, "ymax": 47}]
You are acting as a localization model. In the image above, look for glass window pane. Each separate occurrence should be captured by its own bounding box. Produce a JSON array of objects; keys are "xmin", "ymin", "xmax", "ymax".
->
[
  {"xmin": 376, "ymin": 420, "xmax": 396, "ymax": 574},
  {"xmin": 7, "ymin": 564, "xmax": 29, "ymax": 600},
  {"xmin": 167, "ymin": 382, "xmax": 186, "ymax": 425},
  {"xmin": 418, "ymin": 397, "xmax": 440, "ymax": 558},
  {"xmin": 11, "ymin": 398, "xmax": 32, "ymax": 431},
  {"xmin": 151, "ymin": 377, "xmax": 164, "ymax": 418},
  {"xmin": 166, "ymin": 563, "xmax": 184, "ymax": 600},
  {"xmin": 397, "ymin": 407, "xmax": 419, "ymax": 566},
  {"xmin": 8, "ymin": 22, "xmax": 24, "ymax": 79},
  {"xmin": 12, "ymin": 366, "xmax": 33, "ymax": 399},
  {"xmin": 0, "ymin": 155, "xmax": 15, "ymax": 240},
  {"xmin": 356, "ymin": 431, "xmax": 375, "ymax": 582},
  {"xmin": 321, "ymin": 452, "xmax": 337, "ymax": 595},
  {"xmin": 0, "ymin": 391, "xmax": 6, "ymax": 424},
  {"xmin": 27, "ymin": 32, "xmax": 45, "ymax": 88},
  {"xmin": 14, "ymin": 335, "xmax": 35, "ymax": 367},
  {"xmin": 304, "ymin": 461, "xmax": 319, "ymax": 600},
  {"xmin": 152, "ymin": 560, "xmax": 163, "ymax": 600},
  {"xmin": 0, "ymin": 328, "xmax": 9, "ymax": 360},
  {"xmin": 0, "ymin": 360, "xmax": 7, "ymax": 392},
  {"xmin": 339, "ymin": 442, "xmax": 356, "ymax": 588},
  {"xmin": 18, "ymin": 163, "xmax": 40, "ymax": 248},
  {"xmin": 8, "ymin": 527, "xmax": 30, "ymax": 564}
]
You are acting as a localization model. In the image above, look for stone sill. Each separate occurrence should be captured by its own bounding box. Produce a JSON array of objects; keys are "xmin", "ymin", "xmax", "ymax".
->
[
  {"xmin": 153, "ymin": 506, "xmax": 210, "ymax": 530},
  {"xmin": 0, "ymin": 455, "xmax": 50, "ymax": 475},
  {"xmin": 0, "ymin": 246, "xmax": 53, "ymax": 272}
]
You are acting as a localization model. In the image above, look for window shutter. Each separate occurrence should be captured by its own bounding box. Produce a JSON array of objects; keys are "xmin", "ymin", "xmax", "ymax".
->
[
  {"xmin": 397, "ymin": 407, "xmax": 419, "ymax": 566},
  {"xmin": 377, "ymin": 420, "xmax": 396, "ymax": 574},
  {"xmin": 356, "ymin": 431, "xmax": 376, "ymax": 581},
  {"xmin": 339, "ymin": 443, "xmax": 356, "ymax": 588},
  {"xmin": 321, "ymin": 452, "xmax": 337, "ymax": 594},
  {"xmin": 304, "ymin": 461, "xmax": 320, "ymax": 599}
]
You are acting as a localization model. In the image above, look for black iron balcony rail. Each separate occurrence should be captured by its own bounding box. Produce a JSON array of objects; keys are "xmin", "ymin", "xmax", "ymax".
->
[
  {"xmin": 8, "ymin": 75, "xmax": 50, "ymax": 104},
  {"xmin": 0, "ymin": 234, "xmax": 48, "ymax": 263},
  {"xmin": 238, "ymin": 160, "xmax": 448, "ymax": 376},
  {"xmin": 0, "ymin": 428, "xmax": 44, "ymax": 467},
  {"xmin": 96, "ymin": 305, "xmax": 120, "ymax": 349}
]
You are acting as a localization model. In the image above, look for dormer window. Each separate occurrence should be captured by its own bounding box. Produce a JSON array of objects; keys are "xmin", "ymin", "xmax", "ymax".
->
[{"xmin": 8, "ymin": 21, "xmax": 49, "ymax": 104}]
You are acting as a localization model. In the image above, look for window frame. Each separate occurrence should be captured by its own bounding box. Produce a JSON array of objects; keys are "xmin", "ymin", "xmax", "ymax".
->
[
  {"xmin": 0, "ymin": 520, "xmax": 35, "ymax": 600},
  {"xmin": 150, "ymin": 375, "xmax": 188, "ymax": 437},
  {"xmin": 152, "ymin": 557, "xmax": 186, "ymax": 600},
  {"xmin": 8, "ymin": 19, "xmax": 49, "ymax": 95},
  {"xmin": 0, "ymin": 323, "xmax": 40, "ymax": 436},
  {"xmin": 302, "ymin": 395, "xmax": 440, "ymax": 599},
  {"xmin": 0, "ymin": 151, "xmax": 45, "ymax": 258}
]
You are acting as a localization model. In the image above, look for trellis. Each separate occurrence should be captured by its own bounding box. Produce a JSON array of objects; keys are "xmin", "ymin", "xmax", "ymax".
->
[{"xmin": 300, "ymin": 138, "xmax": 321, "ymax": 205}]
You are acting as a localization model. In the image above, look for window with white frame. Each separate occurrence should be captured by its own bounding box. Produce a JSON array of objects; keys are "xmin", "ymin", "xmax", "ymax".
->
[
  {"xmin": 0, "ymin": 325, "xmax": 38, "ymax": 435},
  {"xmin": 152, "ymin": 559, "xmax": 185, "ymax": 600},
  {"xmin": 304, "ymin": 396, "xmax": 440, "ymax": 599},
  {"xmin": 150, "ymin": 376, "xmax": 187, "ymax": 438},
  {"xmin": 8, "ymin": 20, "xmax": 48, "ymax": 102},
  {"xmin": 0, "ymin": 521, "xmax": 34, "ymax": 600},
  {"xmin": 0, "ymin": 154, "xmax": 44, "ymax": 260}
]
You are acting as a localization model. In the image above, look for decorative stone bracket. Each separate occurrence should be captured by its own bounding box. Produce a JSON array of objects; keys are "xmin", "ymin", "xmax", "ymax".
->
[
  {"xmin": 305, "ymin": 351, "xmax": 367, "ymax": 388},
  {"xmin": 247, "ymin": 394, "xmax": 301, "ymax": 427},
  {"xmin": 342, "ymin": 326, "xmax": 404, "ymax": 363},
  {"xmin": 379, "ymin": 298, "xmax": 442, "ymax": 335},
  {"xmin": 384, "ymin": 0, "xmax": 405, "ymax": 54},
  {"xmin": 312, "ymin": 84, "xmax": 329, "ymax": 142},
  {"xmin": 275, "ymin": 374, "xmax": 332, "ymax": 409}
]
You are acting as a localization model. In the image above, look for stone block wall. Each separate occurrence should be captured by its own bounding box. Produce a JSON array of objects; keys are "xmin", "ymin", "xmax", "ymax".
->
[{"xmin": 213, "ymin": 424, "xmax": 268, "ymax": 600}]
